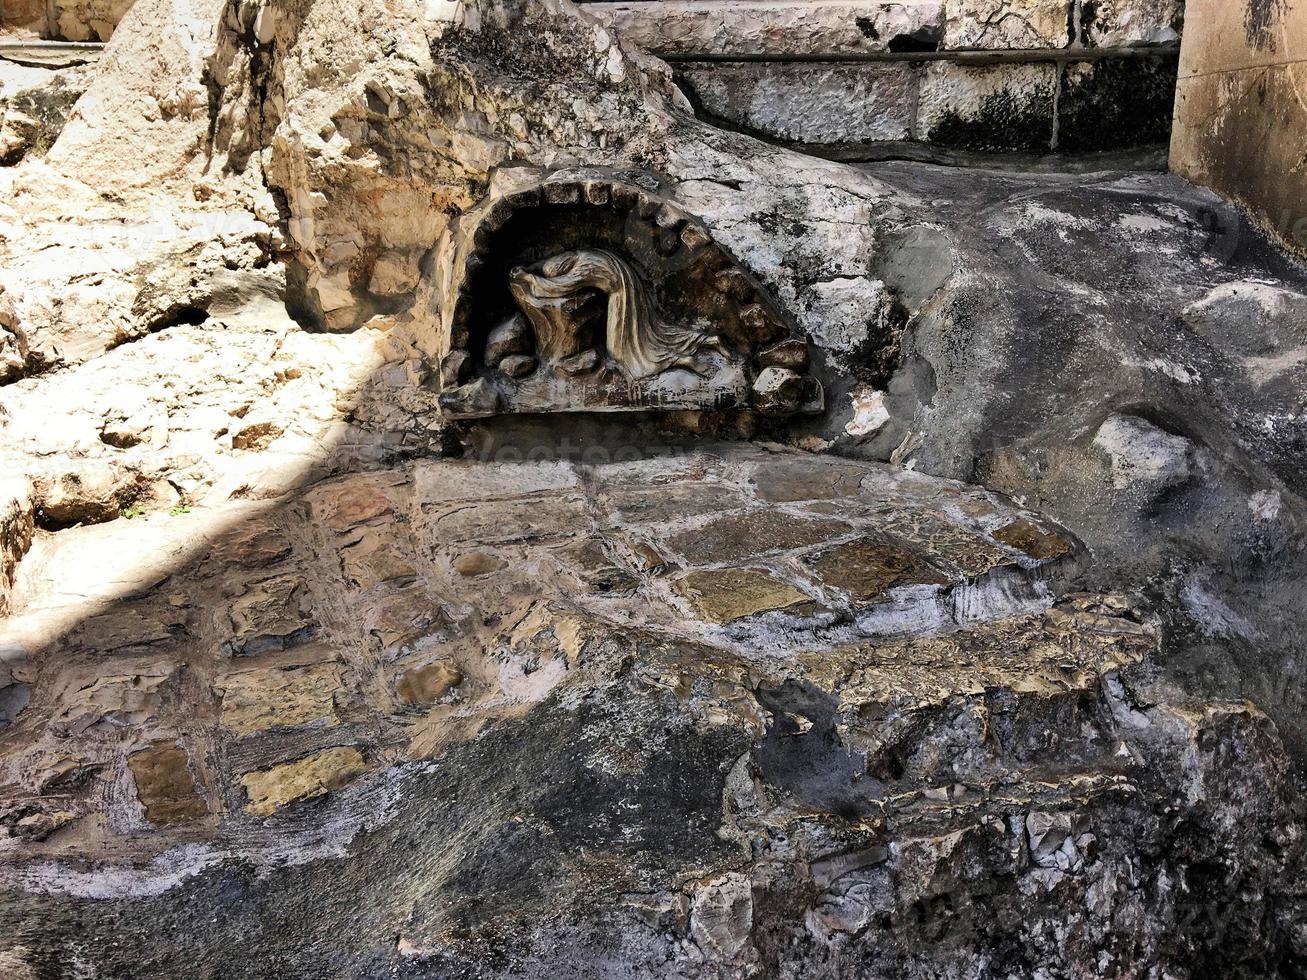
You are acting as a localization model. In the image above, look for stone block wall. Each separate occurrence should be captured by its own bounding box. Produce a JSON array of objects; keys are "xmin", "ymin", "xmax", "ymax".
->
[
  {"xmin": 582, "ymin": 0, "xmax": 1185, "ymax": 157},
  {"xmin": 1171, "ymin": 0, "xmax": 1307, "ymax": 257}
]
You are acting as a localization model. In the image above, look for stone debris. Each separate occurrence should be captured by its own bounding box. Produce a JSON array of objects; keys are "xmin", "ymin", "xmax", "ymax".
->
[{"xmin": 846, "ymin": 386, "xmax": 892, "ymax": 440}]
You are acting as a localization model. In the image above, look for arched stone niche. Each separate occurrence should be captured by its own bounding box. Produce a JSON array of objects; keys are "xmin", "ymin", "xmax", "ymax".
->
[{"xmin": 434, "ymin": 172, "xmax": 823, "ymax": 419}]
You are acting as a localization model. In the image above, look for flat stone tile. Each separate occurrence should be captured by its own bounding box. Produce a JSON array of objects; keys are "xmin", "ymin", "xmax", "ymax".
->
[
  {"xmin": 604, "ymin": 483, "xmax": 746, "ymax": 525},
  {"xmin": 674, "ymin": 567, "xmax": 812, "ymax": 623},
  {"xmin": 748, "ymin": 457, "xmax": 868, "ymax": 503},
  {"xmin": 679, "ymin": 62, "xmax": 917, "ymax": 145},
  {"xmin": 876, "ymin": 509, "xmax": 1017, "ymax": 578},
  {"xmin": 240, "ymin": 746, "xmax": 369, "ymax": 817},
  {"xmin": 992, "ymin": 518, "xmax": 1073, "ymax": 561},
  {"xmin": 413, "ymin": 459, "xmax": 580, "ymax": 505},
  {"xmin": 217, "ymin": 663, "xmax": 342, "ymax": 737},
  {"xmin": 423, "ymin": 496, "xmax": 590, "ymax": 544},
  {"xmin": 128, "ymin": 741, "xmax": 208, "ymax": 827},
  {"xmin": 807, "ymin": 539, "xmax": 951, "ymax": 601},
  {"xmin": 667, "ymin": 510, "xmax": 851, "ymax": 564}
]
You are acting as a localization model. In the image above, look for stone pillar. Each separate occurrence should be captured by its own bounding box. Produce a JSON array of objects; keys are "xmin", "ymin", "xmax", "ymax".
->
[{"xmin": 1171, "ymin": 0, "xmax": 1307, "ymax": 257}]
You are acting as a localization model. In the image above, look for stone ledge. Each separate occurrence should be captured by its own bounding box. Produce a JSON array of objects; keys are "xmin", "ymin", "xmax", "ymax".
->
[
  {"xmin": 584, "ymin": 0, "xmax": 1182, "ymax": 56},
  {"xmin": 0, "ymin": 40, "xmax": 103, "ymax": 68},
  {"xmin": 584, "ymin": 0, "xmax": 947, "ymax": 58},
  {"xmin": 678, "ymin": 53, "xmax": 1179, "ymax": 155}
]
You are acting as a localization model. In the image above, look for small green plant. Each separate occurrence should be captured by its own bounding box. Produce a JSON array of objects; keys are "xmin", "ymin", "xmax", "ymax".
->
[
  {"xmin": 122, "ymin": 506, "xmax": 147, "ymax": 520},
  {"xmin": 169, "ymin": 505, "xmax": 192, "ymax": 517}
]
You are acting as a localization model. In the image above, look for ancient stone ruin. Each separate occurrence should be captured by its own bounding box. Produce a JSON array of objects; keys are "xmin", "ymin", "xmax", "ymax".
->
[
  {"xmin": 436, "ymin": 172, "xmax": 822, "ymax": 418},
  {"xmin": 1, "ymin": 0, "xmax": 1306, "ymax": 977}
]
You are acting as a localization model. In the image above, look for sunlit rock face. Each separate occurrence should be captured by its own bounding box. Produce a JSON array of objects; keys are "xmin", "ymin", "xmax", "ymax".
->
[{"xmin": 0, "ymin": 0, "xmax": 1306, "ymax": 976}]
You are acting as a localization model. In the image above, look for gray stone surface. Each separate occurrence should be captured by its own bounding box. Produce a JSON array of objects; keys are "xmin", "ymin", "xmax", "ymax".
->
[
  {"xmin": 915, "ymin": 60, "xmax": 1057, "ymax": 150},
  {"xmin": 585, "ymin": 0, "xmax": 947, "ymax": 57},
  {"xmin": 1093, "ymin": 413, "xmax": 1194, "ymax": 490},
  {"xmin": 817, "ymin": 160, "xmax": 1307, "ymax": 777},
  {"xmin": 678, "ymin": 61, "xmax": 917, "ymax": 145}
]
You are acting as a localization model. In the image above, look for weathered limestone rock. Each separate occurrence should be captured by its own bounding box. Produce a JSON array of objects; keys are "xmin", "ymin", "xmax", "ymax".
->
[
  {"xmin": 689, "ymin": 872, "xmax": 755, "ymax": 964},
  {"xmin": 0, "ymin": 61, "xmax": 91, "ymax": 168},
  {"xmin": 992, "ymin": 517, "xmax": 1073, "ymax": 560},
  {"xmin": 942, "ymin": 0, "xmax": 1073, "ymax": 49},
  {"xmin": 224, "ymin": 574, "xmax": 317, "ymax": 656},
  {"xmin": 0, "ymin": 446, "xmax": 1300, "ymax": 974},
  {"xmin": 0, "ymin": 286, "xmax": 30, "ymax": 383},
  {"xmin": 586, "ymin": 1, "xmax": 946, "ymax": 57},
  {"xmin": 0, "ymin": 0, "xmax": 46, "ymax": 33},
  {"xmin": 681, "ymin": 62, "xmax": 917, "ymax": 145},
  {"xmin": 668, "ymin": 510, "xmax": 851, "ymax": 564},
  {"xmin": 451, "ymin": 552, "xmax": 507, "ymax": 577},
  {"xmin": 0, "ymin": 478, "xmax": 33, "ymax": 618},
  {"xmin": 1081, "ymin": 0, "xmax": 1183, "ymax": 46},
  {"xmin": 804, "ymin": 276, "xmax": 902, "ymax": 378},
  {"xmin": 805, "ymin": 538, "xmax": 950, "ymax": 600},
  {"xmin": 366, "ymin": 248, "xmax": 422, "ymax": 297},
  {"xmin": 49, "ymin": 662, "xmax": 178, "ymax": 737},
  {"xmin": 395, "ymin": 660, "xmax": 462, "ymax": 706},
  {"xmin": 51, "ymin": 0, "xmax": 135, "ymax": 40},
  {"xmin": 33, "ymin": 459, "xmax": 134, "ymax": 528},
  {"xmin": 917, "ymin": 61, "xmax": 1058, "ymax": 151},
  {"xmin": 0, "ymin": 0, "xmax": 1300, "ymax": 976}
]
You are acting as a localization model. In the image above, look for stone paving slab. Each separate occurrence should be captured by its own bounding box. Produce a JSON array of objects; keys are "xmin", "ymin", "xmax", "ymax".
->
[{"xmin": 0, "ymin": 445, "xmax": 1093, "ymax": 860}]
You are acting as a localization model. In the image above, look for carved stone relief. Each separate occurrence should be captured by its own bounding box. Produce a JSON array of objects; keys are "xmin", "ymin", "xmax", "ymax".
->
[{"xmin": 434, "ymin": 173, "xmax": 823, "ymax": 419}]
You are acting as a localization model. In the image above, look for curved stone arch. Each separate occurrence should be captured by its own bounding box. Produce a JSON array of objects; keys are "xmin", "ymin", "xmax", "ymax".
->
[{"xmin": 435, "ymin": 172, "xmax": 823, "ymax": 418}]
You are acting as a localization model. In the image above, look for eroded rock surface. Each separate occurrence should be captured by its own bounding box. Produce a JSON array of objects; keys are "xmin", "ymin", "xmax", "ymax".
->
[
  {"xmin": 0, "ymin": 0, "xmax": 1303, "ymax": 975},
  {"xmin": 0, "ymin": 448, "xmax": 1300, "ymax": 977}
]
